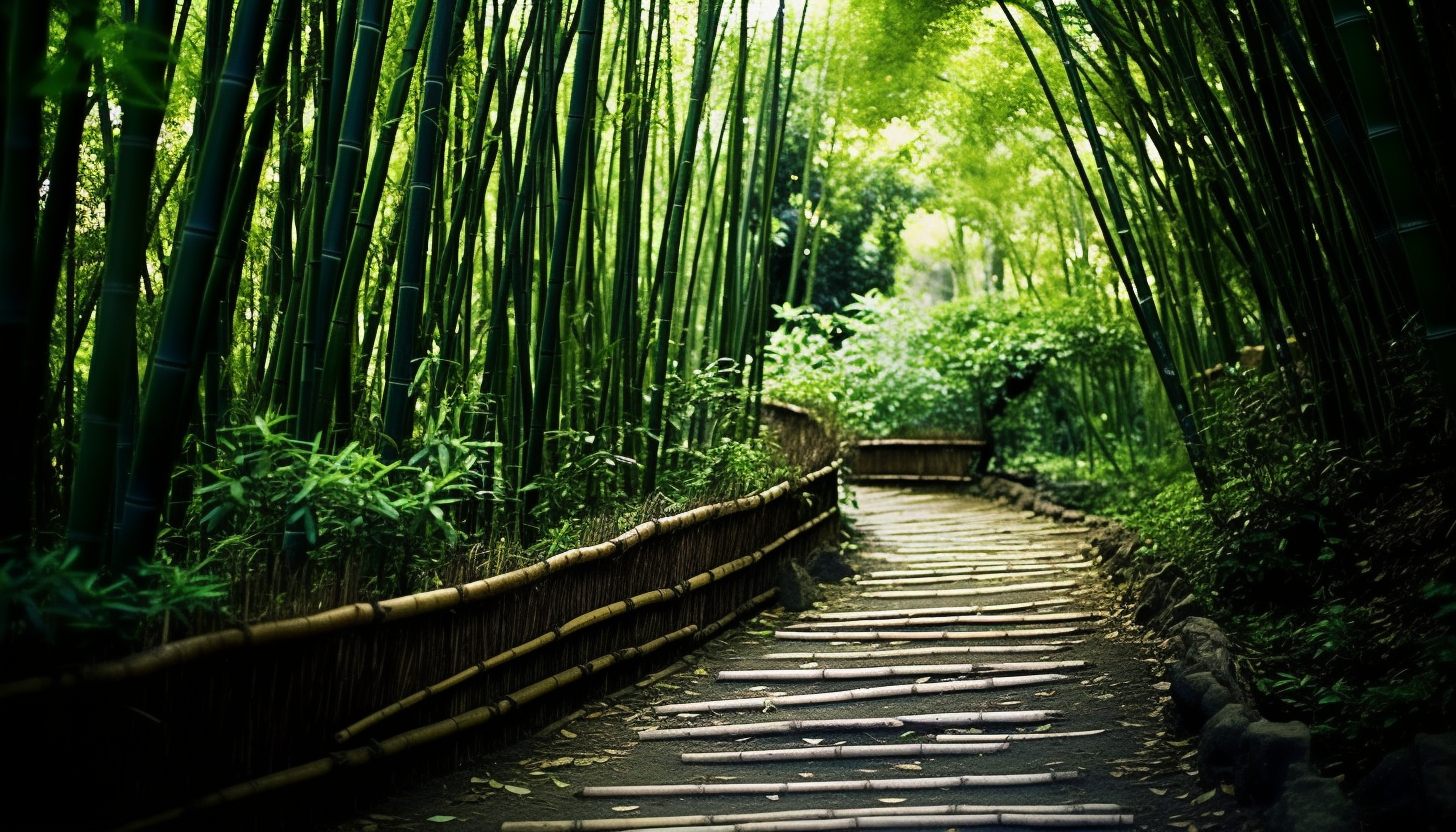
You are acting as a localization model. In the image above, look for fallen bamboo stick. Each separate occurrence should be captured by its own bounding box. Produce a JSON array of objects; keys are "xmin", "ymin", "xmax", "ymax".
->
[
  {"xmin": 784, "ymin": 612, "xmax": 1098, "ymax": 630},
  {"xmin": 863, "ymin": 581, "xmax": 1078, "ymax": 599},
  {"xmin": 803, "ymin": 600, "xmax": 1075, "ymax": 620},
  {"xmin": 773, "ymin": 627, "xmax": 1082, "ymax": 641},
  {"xmin": 935, "ymin": 730, "xmax": 1106, "ymax": 742},
  {"xmin": 6, "ymin": 461, "xmax": 842, "ymax": 700},
  {"xmin": 652, "ymin": 673, "xmax": 1069, "ymax": 713},
  {"xmin": 637, "ymin": 710, "xmax": 1063, "ymax": 741},
  {"xmin": 617, "ymin": 814, "xmax": 1135, "ymax": 832},
  {"xmin": 856, "ymin": 570, "xmax": 1061, "ymax": 586},
  {"xmin": 499, "ymin": 803, "xmax": 1127, "ymax": 832},
  {"xmin": 866, "ymin": 553, "xmax": 1074, "ymax": 564},
  {"xmin": 715, "ymin": 661, "xmax": 1085, "ymax": 681},
  {"xmin": 865, "ymin": 563, "xmax": 1089, "ymax": 578},
  {"xmin": 762, "ymin": 644, "xmax": 1073, "ymax": 660},
  {"xmin": 335, "ymin": 508, "xmax": 836, "ymax": 741},
  {"xmin": 579, "ymin": 771, "xmax": 1081, "ymax": 797},
  {"xmin": 681, "ymin": 742, "xmax": 1010, "ymax": 763}
]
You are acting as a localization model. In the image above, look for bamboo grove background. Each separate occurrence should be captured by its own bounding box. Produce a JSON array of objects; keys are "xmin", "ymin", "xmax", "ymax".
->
[{"xmin": 0, "ymin": 0, "xmax": 847, "ymax": 637}]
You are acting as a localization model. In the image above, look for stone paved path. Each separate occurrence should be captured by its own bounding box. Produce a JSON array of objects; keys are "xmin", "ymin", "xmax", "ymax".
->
[{"xmin": 336, "ymin": 488, "xmax": 1251, "ymax": 832}]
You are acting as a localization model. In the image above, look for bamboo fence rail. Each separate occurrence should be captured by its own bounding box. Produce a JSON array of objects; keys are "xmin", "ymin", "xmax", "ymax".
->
[
  {"xmin": 652, "ymin": 674, "xmax": 1069, "ymax": 713},
  {"xmin": 773, "ymin": 627, "xmax": 1083, "ymax": 641},
  {"xmin": 579, "ymin": 771, "xmax": 1082, "ymax": 797},
  {"xmin": 680, "ymin": 742, "xmax": 1011, "ymax": 762},
  {"xmin": 714, "ymin": 661, "xmax": 1086, "ymax": 681},
  {"xmin": 499, "ymin": 803, "xmax": 1127, "ymax": 832},
  {"xmin": 637, "ymin": 710, "xmax": 1063, "ymax": 740},
  {"xmin": 335, "ymin": 508, "xmax": 837, "ymax": 742}
]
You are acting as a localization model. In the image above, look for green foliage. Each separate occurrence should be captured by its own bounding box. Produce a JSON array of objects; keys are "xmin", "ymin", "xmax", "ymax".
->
[{"xmin": 1, "ymin": 547, "xmax": 227, "ymax": 656}]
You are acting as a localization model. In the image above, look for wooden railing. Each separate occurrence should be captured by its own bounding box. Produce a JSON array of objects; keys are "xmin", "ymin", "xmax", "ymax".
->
[{"xmin": 850, "ymin": 438, "xmax": 987, "ymax": 483}]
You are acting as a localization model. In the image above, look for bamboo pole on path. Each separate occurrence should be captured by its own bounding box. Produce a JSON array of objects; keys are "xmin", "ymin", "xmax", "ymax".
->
[
  {"xmin": 856, "ymin": 571, "xmax": 1062, "ymax": 586},
  {"xmin": 865, "ymin": 563, "xmax": 1090, "ymax": 577},
  {"xmin": 578, "ymin": 771, "xmax": 1082, "ymax": 797},
  {"xmin": 935, "ymin": 730, "xmax": 1106, "ymax": 741},
  {"xmin": 500, "ymin": 803, "xmax": 1127, "ymax": 832},
  {"xmin": 863, "ymin": 582, "xmax": 1078, "ymax": 599},
  {"xmin": 715, "ymin": 661, "xmax": 1086, "ymax": 681},
  {"xmin": 680, "ymin": 743, "xmax": 1011, "ymax": 763},
  {"xmin": 652, "ymin": 673, "xmax": 1069, "ymax": 713},
  {"xmin": 762, "ymin": 644, "xmax": 1074, "ymax": 660},
  {"xmin": 803, "ymin": 600, "xmax": 1075, "ymax": 620},
  {"xmin": 867, "ymin": 552, "xmax": 1074, "ymax": 562},
  {"xmin": 637, "ymin": 710, "xmax": 1063, "ymax": 740},
  {"xmin": 774, "ymin": 627, "xmax": 1083, "ymax": 641},
  {"xmin": 784, "ymin": 612, "xmax": 1097, "ymax": 630},
  {"xmin": 620, "ymin": 813, "xmax": 1136, "ymax": 831}
]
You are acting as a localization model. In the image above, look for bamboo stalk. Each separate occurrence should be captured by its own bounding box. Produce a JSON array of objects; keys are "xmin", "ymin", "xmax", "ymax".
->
[
  {"xmin": 856, "ymin": 571, "xmax": 1061, "ymax": 586},
  {"xmin": 682, "ymin": 743, "xmax": 1011, "ymax": 763},
  {"xmin": 579, "ymin": 771, "xmax": 1081, "ymax": 797},
  {"xmin": 715, "ymin": 661, "xmax": 1085, "ymax": 681},
  {"xmin": 775, "ymin": 627, "xmax": 1082, "ymax": 641},
  {"xmin": 935, "ymin": 730, "xmax": 1106, "ymax": 742},
  {"xmin": 784, "ymin": 612, "xmax": 1097, "ymax": 630},
  {"xmin": 2, "ymin": 460, "xmax": 840, "ymax": 699},
  {"xmin": 762, "ymin": 645, "xmax": 1073, "ymax": 660},
  {"xmin": 863, "ymin": 582, "xmax": 1077, "ymax": 599},
  {"xmin": 337, "ymin": 507, "xmax": 836, "ymax": 741},
  {"xmin": 652, "ymin": 674, "xmax": 1069, "ymax": 713},
  {"xmin": 620, "ymin": 814, "xmax": 1134, "ymax": 832},
  {"xmin": 637, "ymin": 711, "xmax": 1063, "ymax": 740},
  {"xmin": 500, "ymin": 803, "xmax": 1127, "ymax": 832},
  {"xmin": 804, "ymin": 600, "xmax": 1075, "ymax": 620}
]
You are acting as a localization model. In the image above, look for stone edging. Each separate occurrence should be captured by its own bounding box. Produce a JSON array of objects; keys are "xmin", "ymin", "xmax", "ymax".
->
[{"xmin": 969, "ymin": 475, "xmax": 1360, "ymax": 832}]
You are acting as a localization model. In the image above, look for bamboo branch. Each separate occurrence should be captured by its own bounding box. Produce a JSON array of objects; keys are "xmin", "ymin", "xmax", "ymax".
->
[
  {"xmin": 652, "ymin": 674, "xmax": 1069, "ymax": 713},
  {"xmin": 774, "ymin": 627, "xmax": 1082, "ymax": 641},
  {"xmin": 681, "ymin": 742, "xmax": 1011, "ymax": 763},
  {"xmin": 500, "ymin": 803, "xmax": 1127, "ymax": 832},
  {"xmin": 715, "ymin": 661, "xmax": 1086, "ymax": 681},
  {"xmin": 578, "ymin": 771, "xmax": 1082, "ymax": 797},
  {"xmin": 637, "ymin": 711, "xmax": 1063, "ymax": 741}
]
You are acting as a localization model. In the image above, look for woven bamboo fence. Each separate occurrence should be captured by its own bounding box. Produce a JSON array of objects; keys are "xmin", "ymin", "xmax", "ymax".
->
[
  {"xmin": 0, "ymin": 461, "xmax": 841, "ymax": 831},
  {"xmin": 849, "ymin": 439, "xmax": 986, "ymax": 483}
]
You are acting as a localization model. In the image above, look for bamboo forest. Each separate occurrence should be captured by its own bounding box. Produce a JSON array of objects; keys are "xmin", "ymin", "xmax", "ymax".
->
[{"xmin": 1, "ymin": 0, "xmax": 1453, "ymax": 830}]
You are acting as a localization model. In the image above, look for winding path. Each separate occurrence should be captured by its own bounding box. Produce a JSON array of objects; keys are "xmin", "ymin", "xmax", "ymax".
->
[{"xmin": 339, "ymin": 487, "xmax": 1246, "ymax": 832}]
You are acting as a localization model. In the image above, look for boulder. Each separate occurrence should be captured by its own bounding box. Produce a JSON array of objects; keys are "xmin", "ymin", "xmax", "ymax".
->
[
  {"xmin": 1415, "ymin": 733, "xmax": 1456, "ymax": 824},
  {"xmin": 1199, "ymin": 704, "xmax": 1261, "ymax": 786},
  {"xmin": 776, "ymin": 558, "xmax": 823, "ymax": 611},
  {"xmin": 1169, "ymin": 666, "xmax": 1219, "ymax": 729},
  {"xmin": 1267, "ymin": 764, "xmax": 1357, "ymax": 832},
  {"xmin": 1359, "ymin": 734, "xmax": 1456, "ymax": 830},
  {"xmin": 1237, "ymin": 720, "xmax": 1312, "ymax": 805},
  {"xmin": 1155, "ymin": 593, "xmax": 1204, "ymax": 631}
]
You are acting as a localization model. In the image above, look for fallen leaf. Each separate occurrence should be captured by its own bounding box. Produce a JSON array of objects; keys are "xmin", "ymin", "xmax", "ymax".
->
[
  {"xmin": 877, "ymin": 798, "xmax": 907, "ymax": 804},
  {"xmin": 504, "ymin": 785, "xmax": 531, "ymax": 795},
  {"xmin": 469, "ymin": 777, "xmax": 490, "ymax": 784},
  {"xmin": 1220, "ymin": 784, "xmax": 1236, "ymax": 796},
  {"xmin": 427, "ymin": 817, "xmax": 458, "ymax": 823},
  {"xmin": 893, "ymin": 764, "xmax": 922, "ymax": 771},
  {"xmin": 611, "ymin": 806, "xmax": 640, "ymax": 813},
  {"xmin": 797, "ymin": 773, "xmax": 815, "ymax": 779},
  {"xmin": 803, "ymin": 738, "xmax": 824, "ymax": 745},
  {"xmin": 1190, "ymin": 789, "xmax": 1216, "ymax": 806},
  {"xmin": 694, "ymin": 668, "xmax": 708, "ymax": 675},
  {"xmin": 553, "ymin": 779, "xmax": 570, "ymax": 789},
  {"xmin": 1034, "ymin": 724, "xmax": 1052, "ymax": 732},
  {"xmin": 488, "ymin": 779, "xmax": 504, "ymax": 789},
  {"xmin": 766, "ymin": 795, "xmax": 780, "ymax": 801},
  {"xmin": 1151, "ymin": 787, "xmax": 1168, "ymax": 796},
  {"xmin": 560, "ymin": 729, "xmax": 577, "ymax": 739}
]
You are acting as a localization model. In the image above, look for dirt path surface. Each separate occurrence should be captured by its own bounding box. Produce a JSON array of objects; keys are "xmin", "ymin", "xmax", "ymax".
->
[{"xmin": 332, "ymin": 488, "xmax": 1252, "ymax": 832}]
